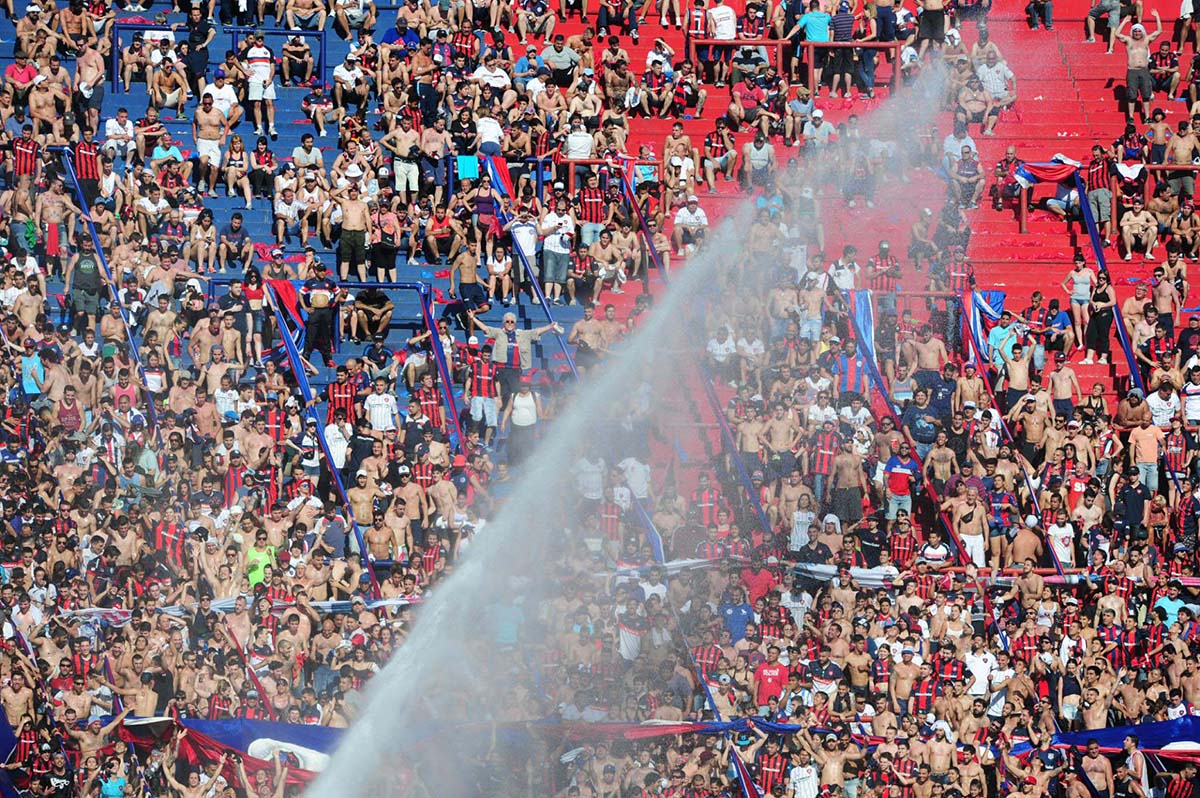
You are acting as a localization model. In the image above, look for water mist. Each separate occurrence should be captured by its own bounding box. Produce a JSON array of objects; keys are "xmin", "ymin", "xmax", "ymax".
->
[{"xmin": 307, "ymin": 62, "xmax": 953, "ymax": 798}]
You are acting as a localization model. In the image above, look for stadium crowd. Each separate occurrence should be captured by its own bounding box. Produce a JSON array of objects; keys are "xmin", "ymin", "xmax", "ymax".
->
[{"xmin": 0, "ymin": 0, "xmax": 1199, "ymax": 797}]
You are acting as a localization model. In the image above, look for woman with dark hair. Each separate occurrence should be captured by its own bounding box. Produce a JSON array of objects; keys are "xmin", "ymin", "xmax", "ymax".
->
[
  {"xmin": 248, "ymin": 136, "xmax": 277, "ymax": 199},
  {"xmin": 1083, "ymin": 270, "xmax": 1115, "ymax": 365}
]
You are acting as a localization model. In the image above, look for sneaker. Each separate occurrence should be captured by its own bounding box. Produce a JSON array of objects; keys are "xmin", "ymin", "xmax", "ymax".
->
[
  {"xmin": 1124, "ymin": 253, "xmax": 1132, "ymax": 261},
  {"xmin": 847, "ymin": 200, "xmax": 856, "ymax": 207},
  {"xmin": 254, "ymin": 127, "xmax": 264, "ymax": 136},
  {"xmin": 866, "ymin": 200, "xmax": 875, "ymax": 208},
  {"xmin": 1145, "ymin": 252, "xmax": 1156, "ymax": 260},
  {"xmin": 611, "ymin": 288, "xmax": 624, "ymax": 294}
]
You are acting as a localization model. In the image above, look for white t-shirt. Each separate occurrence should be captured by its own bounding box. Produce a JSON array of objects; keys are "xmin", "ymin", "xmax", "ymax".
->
[
  {"xmin": 138, "ymin": 195, "xmax": 171, "ymax": 217},
  {"xmin": 789, "ymin": 764, "xmax": 819, "ymax": 798},
  {"xmin": 245, "ymin": 45, "xmax": 275, "ymax": 83},
  {"xmin": 707, "ymin": 4, "xmax": 737, "ymax": 39},
  {"xmin": 363, "ymin": 392, "xmax": 399, "ymax": 430},
  {"xmin": 541, "ymin": 211, "xmax": 574, "ymax": 254},
  {"xmin": 274, "ymin": 197, "xmax": 305, "ymax": 224},
  {"xmin": 104, "ymin": 117, "xmax": 135, "ymax": 145},
  {"xmin": 324, "ymin": 422, "xmax": 350, "ymax": 469},
  {"xmin": 509, "ymin": 218, "xmax": 539, "ymax": 262},
  {"xmin": 987, "ymin": 667, "xmax": 1015, "ymax": 716},
  {"xmin": 471, "ymin": 64, "xmax": 512, "ymax": 88},
  {"xmin": 707, "ymin": 335, "xmax": 736, "ymax": 362},
  {"xmin": 617, "ymin": 457, "xmax": 652, "ymax": 498},
  {"xmin": 333, "ymin": 63, "xmax": 365, "ymax": 87},
  {"xmin": 827, "ymin": 260, "xmax": 860, "ymax": 291},
  {"xmin": 573, "ymin": 457, "xmax": 606, "ymax": 500},
  {"xmin": 476, "ymin": 116, "xmax": 504, "ymax": 147},
  {"xmin": 674, "ymin": 205, "xmax": 709, "ymax": 228},
  {"xmin": 149, "ymin": 45, "xmax": 178, "ymax": 66},
  {"xmin": 1147, "ymin": 391, "xmax": 1181, "ymax": 427},
  {"xmin": 1182, "ymin": 380, "xmax": 1200, "ymax": 419},
  {"xmin": 565, "ymin": 129, "xmax": 594, "ymax": 159},
  {"xmin": 202, "ymin": 83, "xmax": 240, "ymax": 117}
]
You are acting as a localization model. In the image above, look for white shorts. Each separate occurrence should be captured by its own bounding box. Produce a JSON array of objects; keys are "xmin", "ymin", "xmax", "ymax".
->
[
  {"xmin": 162, "ymin": 89, "xmax": 181, "ymax": 106},
  {"xmin": 248, "ymin": 79, "xmax": 277, "ymax": 101},
  {"xmin": 197, "ymin": 138, "xmax": 222, "ymax": 162},
  {"xmin": 394, "ymin": 160, "xmax": 419, "ymax": 191},
  {"xmin": 961, "ymin": 533, "xmax": 986, "ymax": 567}
]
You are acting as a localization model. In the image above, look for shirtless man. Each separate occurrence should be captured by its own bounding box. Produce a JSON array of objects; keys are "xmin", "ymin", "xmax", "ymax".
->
[
  {"xmin": 1152, "ymin": 264, "xmax": 1182, "ymax": 338},
  {"xmin": 916, "ymin": 0, "xmax": 947, "ymax": 60},
  {"xmin": 906, "ymin": 325, "xmax": 949, "ymax": 388},
  {"xmin": 760, "ymin": 405, "xmax": 802, "ymax": 480},
  {"xmin": 1082, "ymin": 739, "xmax": 1115, "ymax": 797},
  {"xmin": 927, "ymin": 728, "xmax": 956, "ymax": 781},
  {"xmin": 923, "ymin": 431, "xmax": 959, "ymax": 495},
  {"xmin": 192, "ymin": 94, "xmax": 227, "ymax": 196},
  {"xmin": 76, "ymin": 44, "xmax": 106, "ymax": 132},
  {"xmin": 829, "ymin": 442, "xmax": 867, "ymax": 526},
  {"xmin": 379, "ymin": 116, "xmax": 422, "ymax": 204},
  {"xmin": 889, "ymin": 649, "xmax": 921, "ymax": 714},
  {"xmin": 347, "ymin": 470, "xmax": 385, "ymax": 525},
  {"xmin": 587, "ymin": 230, "xmax": 627, "ymax": 301},
  {"xmin": 150, "ymin": 59, "xmax": 189, "ymax": 117},
  {"xmin": 68, "ymin": 710, "xmax": 132, "ymax": 756},
  {"xmin": 802, "ymin": 728, "xmax": 865, "ymax": 791},
  {"xmin": 779, "ymin": 468, "xmax": 814, "ymax": 523},
  {"xmin": 953, "ymin": 362, "xmax": 987, "ymax": 412},
  {"xmin": 1, "ymin": 671, "xmax": 35, "ymax": 727},
  {"xmin": 1166, "ymin": 119, "xmax": 1200, "ymax": 200},
  {"xmin": 1115, "ymin": 12, "xmax": 1162, "ymax": 122},
  {"xmin": 1048, "ymin": 353, "xmax": 1083, "ymax": 420},
  {"xmin": 333, "ymin": 183, "xmax": 373, "ymax": 281},
  {"xmin": 447, "ymin": 239, "xmax": 491, "ymax": 337},
  {"xmin": 663, "ymin": 122, "xmax": 700, "ymax": 175},
  {"xmin": 1000, "ymin": 338, "xmax": 1034, "ymax": 410},
  {"xmin": 34, "ymin": 177, "xmax": 82, "ymax": 278},
  {"xmin": 1008, "ymin": 395, "xmax": 1053, "ymax": 467},
  {"xmin": 568, "ymin": 303, "xmax": 607, "ymax": 374},
  {"xmin": 28, "ymin": 76, "xmax": 68, "ymax": 141},
  {"xmin": 954, "ymin": 487, "xmax": 991, "ymax": 567}
]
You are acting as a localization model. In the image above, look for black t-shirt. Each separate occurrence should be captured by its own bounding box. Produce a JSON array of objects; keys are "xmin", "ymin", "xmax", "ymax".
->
[
  {"xmin": 1117, "ymin": 482, "xmax": 1152, "ymax": 526},
  {"xmin": 46, "ymin": 768, "xmax": 73, "ymax": 798},
  {"xmin": 1178, "ymin": 327, "xmax": 1200, "ymax": 359},
  {"xmin": 187, "ymin": 18, "xmax": 213, "ymax": 48}
]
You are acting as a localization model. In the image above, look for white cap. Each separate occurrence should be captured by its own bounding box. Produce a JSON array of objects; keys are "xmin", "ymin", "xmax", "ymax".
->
[
  {"xmin": 1024, "ymin": 514, "xmax": 1040, "ymax": 528},
  {"xmin": 345, "ymin": 164, "xmax": 363, "ymax": 178},
  {"xmin": 468, "ymin": 335, "xmax": 479, "ymax": 345},
  {"xmin": 812, "ymin": 108, "xmax": 824, "ymax": 118},
  {"xmin": 31, "ymin": 75, "xmax": 46, "ymax": 85},
  {"xmin": 669, "ymin": 156, "xmax": 684, "ymax": 166},
  {"xmin": 687, "ymin": 194, "xmax": 699, "ymax": 202},
  {"xmin": 26, "ymin": 4, "xmax": 41, "ymax": 11}
]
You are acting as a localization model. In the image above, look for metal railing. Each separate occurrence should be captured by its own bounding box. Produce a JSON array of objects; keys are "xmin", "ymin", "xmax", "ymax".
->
[
  {"xmin": 687, "ymin": 36, "xmax": 788, "ymax": 74},
  {"xmin": 800, "ymin": 40, "xmax": 905, "ymax": 92}
]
